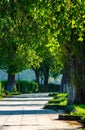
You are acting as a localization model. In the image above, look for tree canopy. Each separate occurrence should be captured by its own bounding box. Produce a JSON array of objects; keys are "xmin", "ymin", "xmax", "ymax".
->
[{"xmin": 0, "ymin": 0, "xmax": 85, "ymax": 101}]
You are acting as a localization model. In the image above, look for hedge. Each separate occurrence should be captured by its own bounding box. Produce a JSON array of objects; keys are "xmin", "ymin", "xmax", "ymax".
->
[
  {"xmin": 0, "ymin": 80, "xmax": 60, "ymax": 93},
  {"xmin": 0, "ymin": 80, "xmax": 38, "ymax": 93}
]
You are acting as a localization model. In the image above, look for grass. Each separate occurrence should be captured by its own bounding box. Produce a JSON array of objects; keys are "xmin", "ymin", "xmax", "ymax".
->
[
  {"xmin": 47, "ymin": 92, "xmax": 85, "ymax": 117},
  {"xmin": 48, "ymin": 93, "xmax": 68, "ymax": 106},
  {"xmin": 0, "ymin": 95, "xmax": 3, "ymax": 99},
  {"xmin": 70, "ymin": 105, "xmax": 85, "ymax": 116},
  {"xmin": 44, "ymin": 93, "xmax": 68, "ymax": 111},
  {"xmin": 45, "ymin": 93, "xmax": 85, "ymax": 116},
  {"xmin": 0, "ymin": 91, "xmax": 21, "ymax": 99},
  {"xmin": 70, "ymin": 105, "xmax": 85, "ymax": 126},
  {"xmin": 48, "ymin": 92, "xmax": 58, "ymax": 97},
  {"xmin": 44, "ymin": 92, "xmax": 85, "ymax": 125}
]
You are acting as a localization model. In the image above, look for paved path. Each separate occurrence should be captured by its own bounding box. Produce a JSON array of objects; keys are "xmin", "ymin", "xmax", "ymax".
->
[{"xmin": 0, "ymin": 93, "xmax": 83, "ymax": 130}]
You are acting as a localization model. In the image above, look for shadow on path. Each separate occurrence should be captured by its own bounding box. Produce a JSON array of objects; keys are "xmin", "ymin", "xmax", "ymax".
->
[
  {"xmin": 0, "ymin": 103, "xmax": 46, "ymax": 107},
  {"xmin": 0, "ymin": 109, "xmax": 56, "ymax": 115},
  {"xmin": 0, "ymin": 99, "xmax": 49, "ymax": 102}
]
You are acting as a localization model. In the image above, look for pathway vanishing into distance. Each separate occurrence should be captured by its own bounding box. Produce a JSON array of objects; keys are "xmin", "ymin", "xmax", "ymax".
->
[{"xmin": 0, "ymin": 93, "xmax": 83, "ymax": 130}]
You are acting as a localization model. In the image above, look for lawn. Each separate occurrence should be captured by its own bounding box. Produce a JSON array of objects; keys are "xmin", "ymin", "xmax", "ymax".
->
[
  {"xmin": 70, "ymin": 105, "xmax": 85, "ymax": 116},
  {"xmin": 44, "ymin": 92, "xmax": 68, "ymax": 111},
  {"xmin": 44, "ymin": 92, "xmax": 85, "ymax": 125}
]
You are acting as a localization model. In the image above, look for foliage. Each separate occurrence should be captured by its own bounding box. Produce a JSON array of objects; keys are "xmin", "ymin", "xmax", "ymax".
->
[
  {"xmin": 48, "ymin": 92, "xmax": 58, "ymax": 97},
  {"xmin": 70, "ymin": 105, "xmax": 85, "ymax": 116},
  {"xmin": 1, "ymin": 80, "xmax": 8, "ymax": 90},
  {"xmin": 1, "ymin": 80, "xmax": 39, "ymax": 94},
  {"xmin": 1, "ymin": 80, "xmax": 60, "ymax": 93},
  {"xmin": 32, "ymin": 0, "xmax": 85, "ymax": 96},
  {"xmin": 38, "ymin": 83, "xmax": 60, "ymax": 92},
  {"xmin": 38, "ymin": 84, "xmax": 45, "ymax": 92},
  {"xmin": 49, "ymin": 93, "xmax": 68, "ymax": 106},
  {"xmin": 44, "ymin": 93, "xmax": 68, "ymax": 111},
  {"xmin": 48, "ymin": 83, "xmax": 60, "ymax": 92},
  {"xmin": 69, "ymin": 105, "xmax": 85, "ymax": 125},
  {"xmin": 0, "ymin": 0, "xmax": 42, "ymax": 74},
  {"xmin": 0, "ymin": 0, "xmax": 85, "ymax": 102},
  {"xmin": 0, "ymin": 0, "xmax": 42, "ymax": 91},
  {"xmin": 0, "ymin": 82, "xmax": 2, "ymax": 94},
  {"xmin": 0, "ymin": 81, "xmax": 19, "ymax": 97},
  {"xmin": 16, "ymin": 80, "xmax": 38, "ymax": 93}
]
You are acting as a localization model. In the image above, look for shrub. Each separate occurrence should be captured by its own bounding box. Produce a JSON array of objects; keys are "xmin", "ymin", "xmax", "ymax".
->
[
  {"xmin": 38, "ymin": 83, "xmax": 60, "ymax": 92},
  {"xmin": 48, "ymin": 83, "xmax": 60, "ymax": 92},
  {"xmin": 0, "ymin": 80, "xmax": 39, "ymax": 94},
  {"xmin": 30, "ymin": 82, "xmax": 38, "ymax": 92},
  {"xmin": 1, "ymin": 80, "xmax": 7, "ymax": 90},
  {"xmin": 16, "ymin": 80, "xmax": 39, "ymax": 93},
  {"xmin": 38, "ymin": 84, "xmax": 45, "ymax": 92},
  {"xmin": 44, "ymin": 93, "xmax": 68, "ymax": 111},
  {"xmin": 16, "ymin": 80, "xmax": 29, "ymax": 93},
  {"xmin": 48, "ymin": 92, "xmax": 58, "ymax": 97},
  {"xmin": 4, "ymin": 90, "xmax": 10, "ymax": 95},
  {"xmin": 0, "ymin": 82, "xmax": 2, "ymax": 94}
]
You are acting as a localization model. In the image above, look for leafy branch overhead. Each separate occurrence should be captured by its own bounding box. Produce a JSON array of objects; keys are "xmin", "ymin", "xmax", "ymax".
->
[{"xmin": 0, "ymin": 0, "xmax": 85, "ymax": 97}]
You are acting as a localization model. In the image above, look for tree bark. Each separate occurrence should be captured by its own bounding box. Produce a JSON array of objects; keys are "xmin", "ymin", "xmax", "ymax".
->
[
  {"xmin": 34, "ymin": 69, "xmax": 40, "ymax": 85},
  {"xmin": 44, "ymin": 68, "xmax": 49, "ymax": 92},
  {"xmin": 60, "ymin": 71, "xmax": 67, "ymax": 93},
  {"xmin": 7, "ymin": 73, "xmax": 16, "ymax": 92},
  {"xmin": 61, "ymin": 63, "xmax": 76, "ymax": 104}
]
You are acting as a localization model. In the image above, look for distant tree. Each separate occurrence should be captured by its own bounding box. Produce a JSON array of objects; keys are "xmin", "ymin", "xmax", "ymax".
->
[{"xmin": 0, "ymin": 0, "xmax": 41, "ymax": 91}]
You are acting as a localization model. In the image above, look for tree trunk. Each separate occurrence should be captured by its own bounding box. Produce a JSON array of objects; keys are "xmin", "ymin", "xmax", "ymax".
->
[
  {"xmin": 60, "ymin": 72, "xmax": 67, "ymax": 93},
  {"xmin": 34, "ymin": 69, "xmax": 40, "ymax": 85},
  {"xmin": 7, "ymin": 73, "xmax": 16, "ymax": 92},
  {"xmin": 74, "ymin": 41, "xmax": 85, "ymax": 104},
  {"xmin": 74, "ymin": 73, "xmax": 85, "ymax": 104},
  {"xmin": 44, "ymin": 68, "xmax": 49, "ymax": 92},
  {"xmin": 62, "ymin": 56, "xmax": 85, "ymax": 104},
  {"xmin": 61, "ymin": 64, "xmax": 76, "ymax": 104}
]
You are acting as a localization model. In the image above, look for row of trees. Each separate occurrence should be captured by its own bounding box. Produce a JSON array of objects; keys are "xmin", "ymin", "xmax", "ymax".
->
[{"xmin": 0, "ymin": 0, "xmax": 85, "ymax": 104}]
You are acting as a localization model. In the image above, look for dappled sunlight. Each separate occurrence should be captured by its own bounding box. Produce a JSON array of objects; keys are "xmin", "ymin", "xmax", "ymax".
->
[{"xmin": 0, "ymin": 93, "xmax": 83, "ymax": 130}]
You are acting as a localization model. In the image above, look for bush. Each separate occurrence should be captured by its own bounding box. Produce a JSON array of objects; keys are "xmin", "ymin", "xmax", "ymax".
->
[
  {"xmin": 30, "ymin": 82, "xmax": 38, "ymax": 92},
  {"xmin": 16, "ymin": 80, "xmax": 39, "ymax": 93},
  {"xmin": 44, "ymin": 93, "xmax": 68, "ymax": 111},
  {"xmin": 48, "ymin": 83, "xmax": 60, "ymax": 92},
  {"xmin": 0, "ymin": 81, "xmax": 7, "ymax": 96},
  {"xmin": 38, "ymin": 84, "xmax": 45, "ymax": 92},
  {"xmin": 0, "ymin": 80, "xmax": 39, "ymax": 94},
  {"xmin": 1, "ymin": 80, "xmax": 7, "ymax": 90},
  {"xmin": 0, "ymin": 82, "xmax": 3, "ymax": 94},
  {"xmin": 4, "ymin": 90, "xmax": 11, "ymax": 95},
  {"xmin": 16, "ymin": 80, "xmax": 29, "ymax": 93},
  {"xmin": 39, "ymin": 83, "xmax": 60, "ymax": 92},
  {"xmin": 48, "ymin": 92, "xmax": 58, "ymax": 97}
]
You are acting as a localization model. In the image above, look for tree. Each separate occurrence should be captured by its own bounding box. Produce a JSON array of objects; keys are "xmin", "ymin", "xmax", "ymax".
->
[
  {"xmin": 33, "ymin": 34, "xmax": 63, "ymax": 91},
  {"xmin": 34, "ymin": 0, "xmax": 85, "ymax": 103},
  {"xmin": 0, "ymin": 0, "xmax": 41, "ymax": 91},
  {"xmin": 51, "ymin": 0, "xmax": 85, "ymax": 103},
  {"xmin": 0, "ymin": 0, "xmax": 85, "ymax": 100}
]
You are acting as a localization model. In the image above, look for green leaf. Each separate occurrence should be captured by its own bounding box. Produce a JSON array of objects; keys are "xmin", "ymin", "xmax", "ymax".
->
[
  {"xmin": 71, "ymin": 19, "xmax": 76, "ymax": 28},
  {"xmin": 78, "ymin": 37, "xmax": 83, "ymax": 42}
]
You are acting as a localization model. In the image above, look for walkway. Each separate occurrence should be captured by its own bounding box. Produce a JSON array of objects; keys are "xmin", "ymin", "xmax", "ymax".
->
[{"xmin": 0, "ymin": 93, "xmax": 83, "ymax": 130}]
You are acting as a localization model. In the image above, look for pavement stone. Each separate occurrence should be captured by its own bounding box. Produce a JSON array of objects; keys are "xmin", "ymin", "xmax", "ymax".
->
[{"xmin": 0, "ymin": 93, "xmax": 83, "ymax": 130}]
